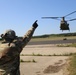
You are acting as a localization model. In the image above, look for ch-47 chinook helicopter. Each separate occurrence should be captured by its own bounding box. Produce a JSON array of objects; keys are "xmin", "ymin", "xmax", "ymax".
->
[{"xmin": 42, "ymin": 11, "xmax": 76, "ymax": 31}]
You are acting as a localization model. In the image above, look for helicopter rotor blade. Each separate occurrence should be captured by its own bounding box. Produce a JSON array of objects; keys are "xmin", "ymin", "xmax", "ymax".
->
[
  {"xmin": 42, "ymin": 17, "xmax": 61, "ymax": 20},
  {"xmin": 68, "ymin": 18, "xmax": 76, "ymax": 21},
  {"xmin": 64, "ymin": 11, "xmax": 76, "ymax": 17},
  {"xmin": 42, "ymin": 17, "xmax": 59, "ymax": 19}
]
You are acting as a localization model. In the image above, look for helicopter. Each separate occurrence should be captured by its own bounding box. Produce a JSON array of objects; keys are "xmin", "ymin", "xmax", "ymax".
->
[{"xmin": 42, "ymin": 11, "xmax": 76, "ymax": 31}]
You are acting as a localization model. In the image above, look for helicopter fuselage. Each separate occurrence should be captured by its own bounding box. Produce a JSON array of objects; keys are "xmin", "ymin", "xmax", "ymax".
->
[{"xmin": 60, "ymin": 20, "xmax": 70, "ymax": 31}]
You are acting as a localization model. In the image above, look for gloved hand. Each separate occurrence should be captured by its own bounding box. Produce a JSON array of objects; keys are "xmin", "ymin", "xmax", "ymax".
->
[
  {"xmin": 0, "ymin": 33, "xmax": 8, "ymax": 39},
  {"xmin": 32, "ymin": 20, "xmax": 38, "ymax": 28},
  {"xmin": 0, "ymin": 34, "xmax": 5, "ymax": 38}
]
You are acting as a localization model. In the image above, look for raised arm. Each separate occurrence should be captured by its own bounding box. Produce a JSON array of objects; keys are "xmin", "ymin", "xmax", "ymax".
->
[{"xmin": 21, "ymin": 20, "xmax": 38, "ymax": 48}]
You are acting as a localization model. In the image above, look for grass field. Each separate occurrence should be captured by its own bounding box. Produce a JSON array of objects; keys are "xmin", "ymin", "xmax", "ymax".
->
[
  {"xmin": 31, "ymin": 36, "xmax": 76, "ymax": 42},
  {"xmin": 68, "ymin": 54, "xmax": 76, "ymax": 75}
]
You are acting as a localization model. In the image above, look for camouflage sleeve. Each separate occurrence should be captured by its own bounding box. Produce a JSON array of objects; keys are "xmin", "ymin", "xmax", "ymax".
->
[
  {"xmin": 21, "ymin": 27, "xmax": 36, "ymax": 48},
  {"xmin": 10, "ymin": 20, "xmax": 38, "ymax": 52}
]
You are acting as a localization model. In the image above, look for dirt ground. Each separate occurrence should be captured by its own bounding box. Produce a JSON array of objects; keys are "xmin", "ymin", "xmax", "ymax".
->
[{"xmin": 20, "ymin": 44, "xmax": 76, "ymax": 75}]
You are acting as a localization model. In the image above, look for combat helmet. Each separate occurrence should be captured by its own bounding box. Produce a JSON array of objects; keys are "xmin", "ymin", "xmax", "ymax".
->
[{"xmin": 0, "ymin": 29, "xmax": 17, "ymax": 44}]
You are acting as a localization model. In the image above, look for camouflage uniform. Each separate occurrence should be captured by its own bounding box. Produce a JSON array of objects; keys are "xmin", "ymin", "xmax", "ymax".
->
[{"xmin": 0, "ymin": 21, "xmax": 38, "ymax": 75}]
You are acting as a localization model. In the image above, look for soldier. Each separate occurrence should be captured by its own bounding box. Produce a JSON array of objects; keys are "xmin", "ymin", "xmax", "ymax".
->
[{"xmin": 0, "ymin": 20, "xmax": 38, "ymax": 75}]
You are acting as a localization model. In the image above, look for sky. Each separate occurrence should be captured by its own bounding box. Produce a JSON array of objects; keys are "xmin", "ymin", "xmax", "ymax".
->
[{"xmin": 0, "ymin": 0, "xmax": 76, "ymax": 36}]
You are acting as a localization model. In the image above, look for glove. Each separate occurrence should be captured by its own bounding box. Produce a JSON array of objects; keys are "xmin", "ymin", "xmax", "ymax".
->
[
  {"xmin": 32, "ymin": 20, "xmax": 38, "ymax": 28},
  {"xmin": 0, "ymin": 34, "xmax": 3, "ymax": 37}
]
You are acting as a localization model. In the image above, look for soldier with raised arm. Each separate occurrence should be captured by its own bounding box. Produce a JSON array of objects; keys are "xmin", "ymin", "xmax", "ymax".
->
[{"xmin": 0, "ymin": 20, "xmax": 38, "ymax": 75}]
